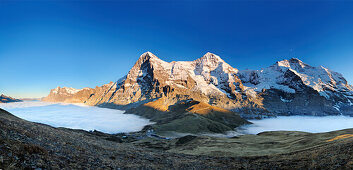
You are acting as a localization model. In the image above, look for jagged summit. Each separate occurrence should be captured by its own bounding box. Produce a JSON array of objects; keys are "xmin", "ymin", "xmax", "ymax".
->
[
  {"xmin": 195, "ymin": 52, "xmax": 224, "ymax": 64},
  {"xmin": 140, "ymin": 51, "xmax": 158, "ymax": 59},
  {"xmin": 135, "ymin": 51, "xmax": 163, "ymax": 65},
  {"xmin": 194, "ymin": 52, "xmax": 238, "ymax": 75},
  {"xmin": 135, "ymin": 52, "xmax": 229, "ymax": 70},
  {"xmin": 275, "ymin": 58, "xmax": 308, "ymax": 69},
  {"xmin": 43, "ymin": 52, "xmax": 353, "ymax": 117},
  {"xmin": 238, "ymin": 57, "xmax": 353, "ymax": 115},
  {"xmin": 52, "ymin": 86, "xmax": 81, "ymax": 95},
  {"xmin": 138, "ymin": 52, "xmax": 227, "ymax": 65},
  {"xmin": 288, "ymin": 57, "xmax": 303, "ymax": 62},
  {"xmin": 44, "ymin": 51, "xmax": 253, "ymax": 110},
  {"xmin": 200, "ymin": 52, "xmax": 222, "ymax": 60},
  {"xmin": 241, "ymin": 57, "xmax": 351, "ymax": 93},
  {"xmin": 288, "ymin": 58, "xmax": 309, "ymax": 69}
]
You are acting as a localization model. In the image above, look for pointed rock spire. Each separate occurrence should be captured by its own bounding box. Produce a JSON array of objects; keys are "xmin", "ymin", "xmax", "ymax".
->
[
  {"xmin": 195, "ymin": 52, "xmax": 225, "ymax": 66},
  {"xmin": 276, "ymin": 58, "xmax": 309, "ymax": 69},
  {"xmin": 276, "ymin": 59, "xmax": 290, "ymax": 67},
  {"xmin": 139, "ymin": 51, "xmax": 159, "ymax": 61},
  {"xmin": 288, "ymin": 58, "xmax": 309, "ymax": 68},
  {"xmin": 200, "ymin": 52, "xmax": 222, "ymax": 61},
  {"xmin": 289, "ymin": 58, "xmax": 304, "ymax": 65}
]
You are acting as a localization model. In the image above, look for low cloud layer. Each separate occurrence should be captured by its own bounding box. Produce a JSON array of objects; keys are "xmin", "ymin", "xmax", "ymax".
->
[
  {"xmin": 240, "ymin": 116, "xmax": 353, "ymax": 134},
  {"xmin": 2, "ymin": 101, "xmax": 353, "ymax": 135},
  {"xmin": 0, "ymin": 101, "xmax": 153, "ymax": 134}
]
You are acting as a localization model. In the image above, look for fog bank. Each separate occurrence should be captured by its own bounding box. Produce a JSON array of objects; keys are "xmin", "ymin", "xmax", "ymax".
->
[
  {"xmin": 240, "ymin": 116, "xmax": 353, "ymax": 134},
  {"xmin": 0, "ymin": 101, "xmax": 153, "ymax": 134}
]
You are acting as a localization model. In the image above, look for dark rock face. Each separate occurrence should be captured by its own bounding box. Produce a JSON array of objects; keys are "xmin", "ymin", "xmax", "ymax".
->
[
  {"xmin": 0, "ymin": 94, "xmax": 22, "ymax": 103},
  {"xmin": 42, "ymin": 53, "xmax": 353, "ymax": 117}
]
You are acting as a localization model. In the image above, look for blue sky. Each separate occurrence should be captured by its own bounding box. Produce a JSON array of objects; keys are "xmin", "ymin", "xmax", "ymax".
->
[{"xmin": 1, "ymin": 1, "xmax": 353, "ymax": 98}]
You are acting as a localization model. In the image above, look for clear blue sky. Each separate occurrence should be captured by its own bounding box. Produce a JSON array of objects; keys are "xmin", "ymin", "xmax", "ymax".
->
[{"xmin": 1, "ymin": 1, "xmax": 353, "ymax": 98}]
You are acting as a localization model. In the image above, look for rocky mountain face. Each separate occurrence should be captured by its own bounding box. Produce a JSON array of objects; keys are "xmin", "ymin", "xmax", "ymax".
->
[
  {"xmin": 42, "ymin": 52, "xmax": 353, "ymax": 117},
  {"xmin": 0, "ymin": 94, "xmax": 22, "ymax": 103},
  {"xmin": 238, "ymin": 58, "xmax": 353, "ymax": 116},
  {"xmin": 90, "ymin": 52, "xmax": 264, "ymax": 112},
  {"xmin": 42, "ymin": 86, "xmax": 101, "ymax": 103}
]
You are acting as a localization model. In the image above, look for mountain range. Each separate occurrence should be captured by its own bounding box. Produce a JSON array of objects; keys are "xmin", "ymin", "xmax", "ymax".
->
[
  {"xmin": 0, "ymin": 94, "xmax": 22, "ymax": 103},
  {"xmin": 42, "ymin": 52, "xmax": 353, "ymax": 117}
]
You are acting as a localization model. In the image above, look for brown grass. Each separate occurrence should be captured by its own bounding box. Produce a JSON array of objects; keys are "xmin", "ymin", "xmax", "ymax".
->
[
  {"xmin": 143, "ymin": 98, "xmax": 169, "ymax": 111},
  {"xmin": 326, "ymin": 134, "xmax": 353, "ymax": 142},
  {"xmin": 186, "ymin": 102, "xmax": 231, "ymax": 115}
]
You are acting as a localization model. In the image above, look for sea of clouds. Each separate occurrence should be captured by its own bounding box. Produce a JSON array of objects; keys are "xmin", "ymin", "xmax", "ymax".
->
[
  {"xmin": 0, "ymin": 101, "xmax": 153, "ymax": 134},
  {"xmin": 240, "ymin": 115, "xmax": 353, "ymax": 134},
  {"xmin": 1, "ymin": 101, "xmax": 353, "ymax": 135}
]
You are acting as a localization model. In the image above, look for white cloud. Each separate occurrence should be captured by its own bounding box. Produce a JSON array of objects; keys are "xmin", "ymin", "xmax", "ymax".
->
[
  {"xmin": 2, "ymin": 101, "xmax": 353, "ymax": 135},
  {"xmin": 240, "ymin": 116, "xmax": 353, "ymax": 134},
  {"xmin": 0, "ymin": 101, "xmax": 153, "ymax": 134}
]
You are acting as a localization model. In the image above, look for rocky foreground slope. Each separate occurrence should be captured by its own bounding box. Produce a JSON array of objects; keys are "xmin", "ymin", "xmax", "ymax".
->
[
  {"xmin": 43, "ymin": 52, "xmax": 353, "ymax": 117},
  {"xmin": 1, "ymin": 108, "xmax": 353, "ymax": 169}
]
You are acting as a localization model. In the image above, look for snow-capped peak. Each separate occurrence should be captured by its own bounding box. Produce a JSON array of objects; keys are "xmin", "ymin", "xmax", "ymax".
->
[
  {"xmin": 138, "ymin": 51, "xmax": 164, "ymax": 62},
  {"xmin": 276, "ymin": 59, "xmax": 291, "ymax": 67},
  {"xmin": 135, "ymin": 51, "xmax": 168, "ymax": 67},
  {"xmin": 43, "ymin": 52, "xmax": 353, "ymax": 117},
  {"xmin": 288, "ymin": 58, "xmax": 309, "ymax": 68},
  {"xmin": 276, "ymin": 58, "xmax": 309, "ymax": 69},
  {"xmin": 120, "ymin": 52, "xmax": 243, "ymax": 99},
  {"xmin": 201, "ymin": 52, "xmax": 222, "ymax": 61},
  {"xmin": 196, "ymin": 52, "xmax": 224, "ymax": 65},
  {"xmin": 52, "ymin": 86, "xmax": 81, "ymax": 95},
  {"xmin": 140, "ymin": 51, "xmax": 156, "ymax": 58},
  {"xmin": 194, "ymin": 52, "xmax": 238, "ymax": 74},
  {"xmin": 52, "ymin": 86, "xmax": 61, "ymax": 94},
  {"xmin": 239, "ymin": 58, "xmax": 353, "ymax": 98}
]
